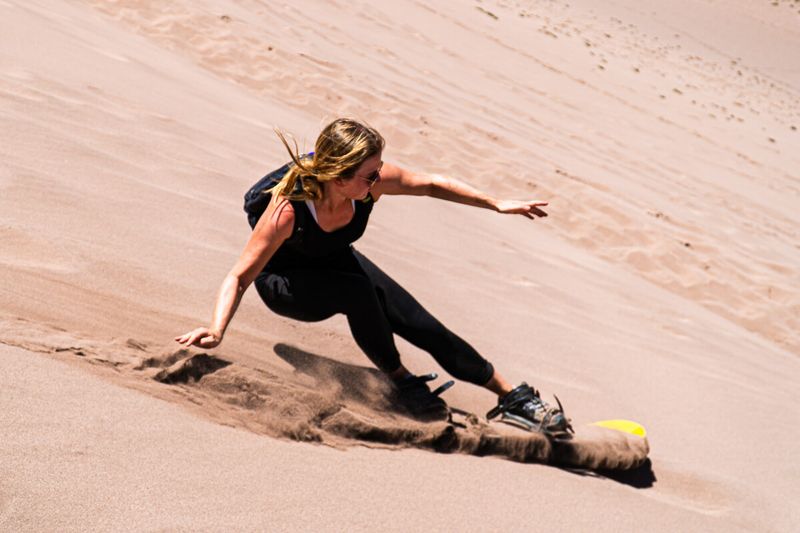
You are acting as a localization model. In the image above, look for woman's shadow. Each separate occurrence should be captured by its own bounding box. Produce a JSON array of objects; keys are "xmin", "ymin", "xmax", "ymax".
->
[{"xmin": 272, "ymin": 342, "xmax": 390, "ymax": 407}]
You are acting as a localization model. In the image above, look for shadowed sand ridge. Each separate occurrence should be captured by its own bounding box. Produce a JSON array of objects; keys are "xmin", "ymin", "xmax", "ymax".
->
[{"xmin": 142, "ymin": 341, "xmax": 649, "ymax": 470}]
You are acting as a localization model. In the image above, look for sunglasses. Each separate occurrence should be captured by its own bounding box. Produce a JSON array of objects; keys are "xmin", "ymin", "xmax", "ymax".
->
[
  {"xmin": 358, "ymin": 163, "xmax": 383, "ymax": 186},
  {"xmin": 361, "ymin": 169, "xmax": 381, "ymax": 185}
]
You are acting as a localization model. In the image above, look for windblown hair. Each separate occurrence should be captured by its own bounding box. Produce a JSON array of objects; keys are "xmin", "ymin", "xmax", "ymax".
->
[{"xmin": 269, "ymin": 118, "xmax": 385, "ymax": 201}]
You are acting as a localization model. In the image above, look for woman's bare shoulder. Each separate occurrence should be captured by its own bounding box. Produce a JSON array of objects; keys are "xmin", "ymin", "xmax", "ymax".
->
[{"xmin": 370, "ymin": 162, "xmax": 404, "ymax": 201}]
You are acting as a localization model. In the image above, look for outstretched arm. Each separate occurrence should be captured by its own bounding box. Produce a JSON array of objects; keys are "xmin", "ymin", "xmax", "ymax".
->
[
  {"xmin": 372, "ymin": 163, "xmax": 548, "ymax": 219},
  {"xmin": 174, "ymin": 198, "xmax": 295, "ymax": 348}
]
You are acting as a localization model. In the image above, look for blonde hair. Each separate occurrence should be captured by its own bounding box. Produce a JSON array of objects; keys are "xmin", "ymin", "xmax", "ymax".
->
[{"xmin": 269, "ymin": 118, "xmax": 385, "ymax": 201}]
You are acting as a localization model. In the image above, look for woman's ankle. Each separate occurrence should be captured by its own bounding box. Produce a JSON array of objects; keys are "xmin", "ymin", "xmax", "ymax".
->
[
  {"xmin": 388, "ymin": 365, "xmax": 412, "ymax": 382},
  {"xmin": 483, "ymin": 371, "xmax": 514, "ymax": 397}
]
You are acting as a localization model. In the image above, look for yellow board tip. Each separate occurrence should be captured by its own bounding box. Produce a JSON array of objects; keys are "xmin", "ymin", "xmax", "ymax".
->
[{"xmin": 591, "ymin": 419, "xmax": 647, "ymax": 438}]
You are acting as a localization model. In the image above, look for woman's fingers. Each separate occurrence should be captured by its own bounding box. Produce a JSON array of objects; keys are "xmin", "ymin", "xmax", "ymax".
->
[
  {"xmin": 530, "ymin": 205, "xmax": 548, "ymax": 217},
  {"xmin": 174, "ymin": 328, "xmax": 223, "ymax": 348},
  {"xmin": 498, "ymin": 200, "xmax": 548, "ymax": 217},
  {"xmin": 175, "ymin": 328, "xmax": 209, "ymax": 346},
  {"xmin": 199, "ymin": 335, "xmax": 220, "ymax": 348}
]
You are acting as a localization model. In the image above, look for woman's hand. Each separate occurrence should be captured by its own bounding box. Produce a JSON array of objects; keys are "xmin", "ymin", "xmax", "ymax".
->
[
  {"xmin": 494, "ymin": 200, "xmax": 549, "ymax": 219},
  {"xmin": 174, "ymin": 327, "xmax": 223, "ymax": 348}
]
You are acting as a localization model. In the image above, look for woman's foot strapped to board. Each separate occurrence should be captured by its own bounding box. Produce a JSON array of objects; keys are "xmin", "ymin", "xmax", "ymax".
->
[
  {"xmin": 392, "ymin": 372, "xmax": 453, "ymax": 421},
  {"xmin": 486, "ymin": 382, "xmax": 573, "ymax": 434}
]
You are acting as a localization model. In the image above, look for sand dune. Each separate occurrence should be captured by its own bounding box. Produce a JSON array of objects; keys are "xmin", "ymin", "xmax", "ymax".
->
[
  {"xmin": 78, "ymin": 0, "xmax": 800, "ymax": 356},
  {"xmin": 2, "ymin": 0, "xmax": 800, "ymax": 530}
]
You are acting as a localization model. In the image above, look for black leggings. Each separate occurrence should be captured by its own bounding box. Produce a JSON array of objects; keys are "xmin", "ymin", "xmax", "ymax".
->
[{"xmin": 255, "ymin": 248, "xmax": 494, "ymax": 385}]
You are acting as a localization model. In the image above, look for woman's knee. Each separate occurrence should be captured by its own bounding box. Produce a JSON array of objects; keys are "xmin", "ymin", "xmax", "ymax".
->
[
  {"xmin": 256, "ymin": 273, "xmax": 294, "ymax": 305},
  {"xmin": 255, "ymin": 273, "xmax": 332, "ymax": 322}
]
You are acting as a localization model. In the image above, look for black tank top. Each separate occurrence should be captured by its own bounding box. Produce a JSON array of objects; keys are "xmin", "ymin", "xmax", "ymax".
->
[{"xmin": 266, "ymin": 194, "xmax": 375, "ymax": 269}]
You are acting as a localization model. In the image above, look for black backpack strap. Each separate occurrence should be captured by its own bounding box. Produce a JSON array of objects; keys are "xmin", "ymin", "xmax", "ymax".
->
[
  {"xmin": 244, "ymin": 156, "xmax": 314, "ymax": 245},
  {"xmin": 244, "ymin": 163, "xmax": 291, "ymax": 229}
]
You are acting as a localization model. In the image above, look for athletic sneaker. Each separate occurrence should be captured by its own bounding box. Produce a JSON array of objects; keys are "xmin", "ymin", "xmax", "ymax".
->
[
  {"xmin": 393, "ymin": 373, "xmax": 452, "ymax": 421},
  {"xmin": 487, "ymin": 382, "xmax": 571, "ymax": 434}
]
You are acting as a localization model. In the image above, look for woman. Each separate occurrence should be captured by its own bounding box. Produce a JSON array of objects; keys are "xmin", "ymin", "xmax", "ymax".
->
[{"xmin": 175, "ymin": 118, "xmax": 569, "ymax": 434}]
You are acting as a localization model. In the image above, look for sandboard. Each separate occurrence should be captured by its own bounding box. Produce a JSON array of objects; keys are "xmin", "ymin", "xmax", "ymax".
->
[{"xmin": 447, "ymin": 408, "xmax": 649, "ymax": 470}]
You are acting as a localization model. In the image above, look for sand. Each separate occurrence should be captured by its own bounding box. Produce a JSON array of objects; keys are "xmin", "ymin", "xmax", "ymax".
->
[{"xmin": 2, "ymin": 0, "xmax": 799, "ymax": 531}]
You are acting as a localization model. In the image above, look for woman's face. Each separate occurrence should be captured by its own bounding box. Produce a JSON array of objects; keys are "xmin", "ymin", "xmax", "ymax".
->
[{"xmin": 337, "ymin": 153, "xmax": 383, "ymax": 200}]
